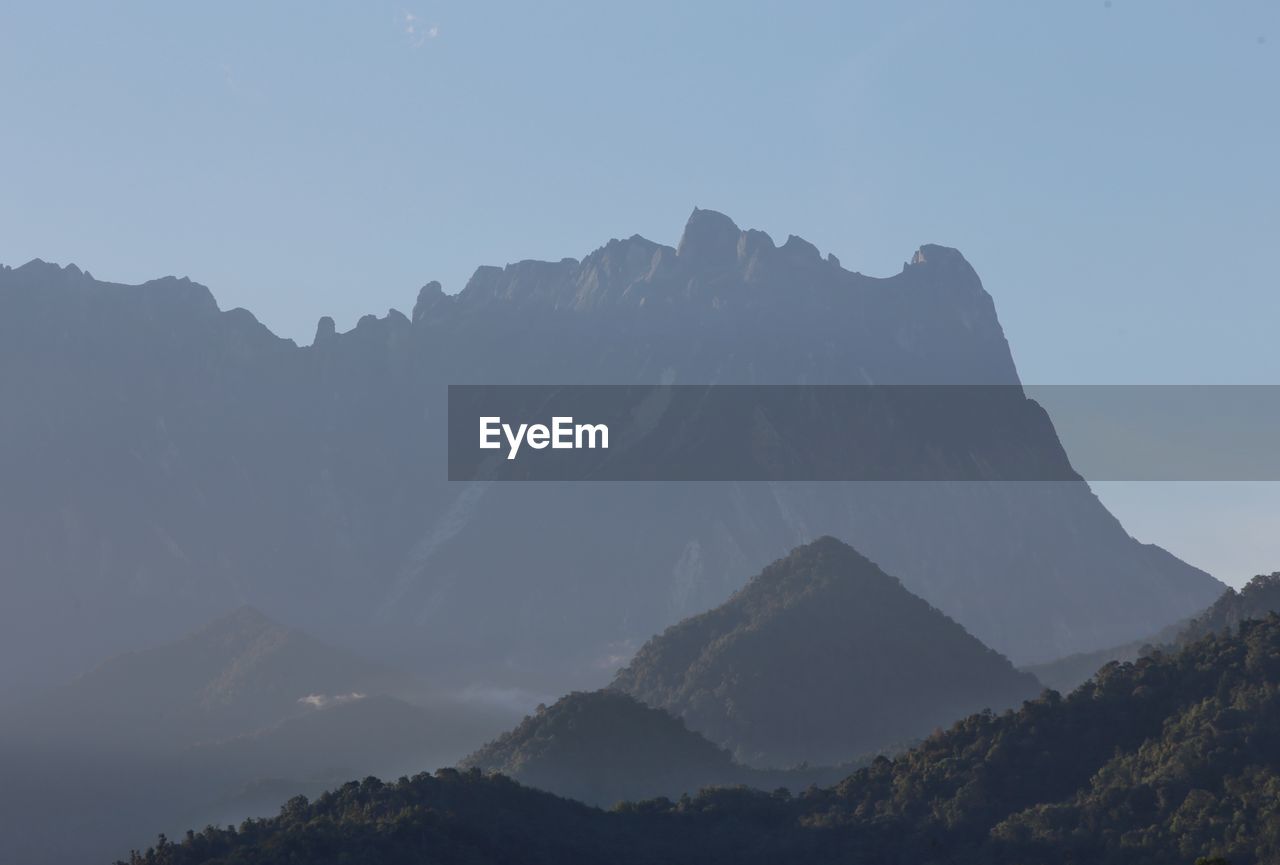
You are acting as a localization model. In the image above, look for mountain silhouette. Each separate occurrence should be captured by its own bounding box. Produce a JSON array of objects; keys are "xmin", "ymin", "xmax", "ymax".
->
[
  {"xmin": 612, "ymin": 537, "xmax": 1043, "ymax": 765},
  {"xmin": 118, "ymin": 613, "xmax": 1280, "ymax": 865},
  {"xmin": 463, "ymin": 690, "xmax": 736, "ymax": 805},
  {"xmin": 462, "ymin": 689, "xmax": 856, "ymax": 806},
  {"xmin": 0, "ymin": 212, "xmax": 1221, "ymax": 699}
]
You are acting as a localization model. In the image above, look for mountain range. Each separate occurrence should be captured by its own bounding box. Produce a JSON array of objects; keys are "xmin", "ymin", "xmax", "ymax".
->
[
  {"xmin": 465, "ymin": 537, "xmax": 1037, "ymax": 803},
  {"xmin": 0, "ymin": 608, "xmax": 518, "ymax": 865},
  {"xmin": 0, "ymin": 210, "xmax": 1222, "ymax": 705},
  {"xmin": 118, "ymin": 611, "xmax": 1280, "ymax": 865}
]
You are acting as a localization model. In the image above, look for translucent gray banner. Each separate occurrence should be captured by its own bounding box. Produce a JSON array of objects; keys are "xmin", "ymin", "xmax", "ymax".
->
[{"xmin": 446, "ymin": 384, "xmax": 1280, "ymax": 481}]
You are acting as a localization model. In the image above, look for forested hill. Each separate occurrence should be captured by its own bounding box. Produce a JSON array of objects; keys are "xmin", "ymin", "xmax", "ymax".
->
[
  {"xmin": 611, "ymin": 536, "xmax": 1041, "ymax": 765},
  {"xmin": 119, "ymin": 613, "xmax": 1280, "ymax": 865},
  {"xmin": 460, "ymin": 690, "xmax": 742, "ymax": 806},
  {"xmin": 460, "ymin": 689, "xmax": 855, "ymax": 806},
  {"xmin": 1178, "ymin": 571, "xmax": 1280, "ymax": 644},
  {"xmin": 1028, "ymin": 570, "xmax": 1280, "ymax": 695}
]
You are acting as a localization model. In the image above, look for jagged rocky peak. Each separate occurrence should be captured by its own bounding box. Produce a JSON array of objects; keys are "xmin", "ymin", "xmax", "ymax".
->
[
  {"xmin": 221, "ymin": 306, "xmax": 273, "ymax": 334},
  {"xmin": 6, "ymin": 258, "xmax": 101, "ymax": 292},
  {"xmin": 459, "ymin": 257, "xmax": 580, "ymax": 306},
  {"xmin": 733, "ymin": 227, "xmax": 775, "ymax": 263},
  {"xmin": 408, "ymin": 209, "xmax": 875, "ymax": 318},
  {"xmin": 460, "ymin": 264, "xmax": 506, "ymax": 297},
  {"xmin": 911, "ymin": 243, "xmax": 964, "ymax": 264},
  {"xmin": 898, "ymin": 243, "xmax": 988, "ymax": 299},
  {"xmin": 411, "ymin": 280, "xmax": 447, "ymax": 323},
  {"xmin": 908, "ymin": 243, "xmax": 974, "ymax": 273},
  {"xmin": 676, "ymin": 207, "xmax": 743, "ymax": 266},
  {"xmin": 15, "ymin": 257, "xmax": 77, "ymax": 277},
  {"xmin": 676, "ymin": 209, "xmax": 835, "ymax": 277},
  {"xmin": 780, "ymin": 233, "xmax": 822, "ymax": 264},
  {"xmin": 565, "ymin": 235, "xmax": 673, "ymax": 309},
  {"xmin": 349, "ymin": 309, "xmax": 410, "ymax": 334},
  {"xmin": 313, "ymin": 315, "xmax": 337, "ymax": 345},
  {"xmin": 580, "ymin": 234, "xmax": 666, "ymax": 277}
]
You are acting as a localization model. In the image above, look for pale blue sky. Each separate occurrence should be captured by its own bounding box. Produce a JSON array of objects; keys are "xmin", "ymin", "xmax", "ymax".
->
[{"xmin": 2, "ymin": 2, "xmax": 1277, "ymax": 584}]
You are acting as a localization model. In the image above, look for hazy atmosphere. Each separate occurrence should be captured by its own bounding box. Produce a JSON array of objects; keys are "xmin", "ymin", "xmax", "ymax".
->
[
  {"xmin": 3, "ymin": 4, "xmax": 1280, "ymax": 865},
  {"xmin": 1, "ymin": 2, "xmax": 1274, "ymax": 378},
  {"xmin": 4, "ymin": 2, "xmax": 1277, "ymax": 584}
]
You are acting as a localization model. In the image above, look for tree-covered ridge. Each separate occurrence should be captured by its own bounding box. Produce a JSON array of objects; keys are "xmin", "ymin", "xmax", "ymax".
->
[
  {"xmin": 1028, "ymin": 570, "xmax": 1280, "ymax": 695},
  {"xmin": 461, "ymin": 690, "xmax": 739, "ymax": 806},
  {"xmin": 796, "ymin": 616, "xmax": 1280, "ymax": 863},
  {"xmin": 611, "ymin": 536, "xmax": 1041, "ymax": 765},
  {"xmin": 1178, "ymin": 571, "xmax": 1280, "ymax": 644},
  {"xmin": 992, "ymin": 615, "xmax": 1280, "ymax": 864},
  {"xmin": 121, "ymin": 615, "xmax": 1280, "ymax": 864},
  {"xmin": 461, "ymin": 689, "xmax": 857, "ymax": 806}
]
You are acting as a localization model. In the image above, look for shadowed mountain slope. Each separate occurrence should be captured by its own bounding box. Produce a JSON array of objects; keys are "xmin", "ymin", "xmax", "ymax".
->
[{"xmin": 612, "ymin": 537, "xmax": 1043, "ymax": 765}]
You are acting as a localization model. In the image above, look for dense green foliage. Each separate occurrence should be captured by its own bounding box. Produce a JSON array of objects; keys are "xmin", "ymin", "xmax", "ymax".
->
[
  {"xmin": 121, "ymin": 614, "xmax": 1280, "ymax": 864},
  {"xmin": 461, "ymin": 690, "xmax": 855, "ymax": 805},
  {"xmin": 1027, "ymin": 571, "xmax": 1280, "ymax": 694},
  {"xmin": 612, "ymin": 536, "xmax": 1041, "ymax": 765},
  {"xmin": 1178, "ymin": 572, "xmax": 1280, "ymax": 644}
]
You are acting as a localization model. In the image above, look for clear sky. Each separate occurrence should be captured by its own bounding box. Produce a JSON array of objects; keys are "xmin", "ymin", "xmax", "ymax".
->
[{"xmin": 2, "ymin": 2, "xmax": 1277, "ymax": 584}]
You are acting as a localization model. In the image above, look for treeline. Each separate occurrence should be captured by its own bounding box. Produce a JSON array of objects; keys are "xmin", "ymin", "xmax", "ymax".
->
[{"xmin": 119, "ymin": 616, "xmax": 1280, "ymax": 865}]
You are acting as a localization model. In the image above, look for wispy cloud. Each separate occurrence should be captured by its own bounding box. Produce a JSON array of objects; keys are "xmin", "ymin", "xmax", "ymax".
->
[
  {"xmin": 400, "ymin": 10, "xmax": 439, "ymax": 48},
  {"xmin": 298, "ymin": 692, "xmax": 367, "ymax": 709}
]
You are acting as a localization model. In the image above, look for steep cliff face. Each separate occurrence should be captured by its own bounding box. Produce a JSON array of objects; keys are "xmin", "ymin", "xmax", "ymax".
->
[
  {"xmin": 0, "ymin": 212, "xmax": 1220, "ymax": 696},
  {"xmin": 412, "ymin": 208, "xmax": 1021, "ymax": 387}
]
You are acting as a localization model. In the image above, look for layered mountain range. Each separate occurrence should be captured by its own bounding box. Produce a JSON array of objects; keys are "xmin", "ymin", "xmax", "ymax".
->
[
  {"xmin": 0, "ymin": 210, "xmax": 1221, "ymax": 700},
  {"xmin": 465, "ymin": 538, "xmax": 1039, "ymax": 804},
  {"xmin": 0, "ymin": 608, "xmax": 518, "ymax": 865},
  {"xmin": 1, "ymin": 606, "xmax": 414, "ymax": 750},
  {"xmin": 121, "ymin": 613, "xmax": 1280, "ymax": 865}
]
